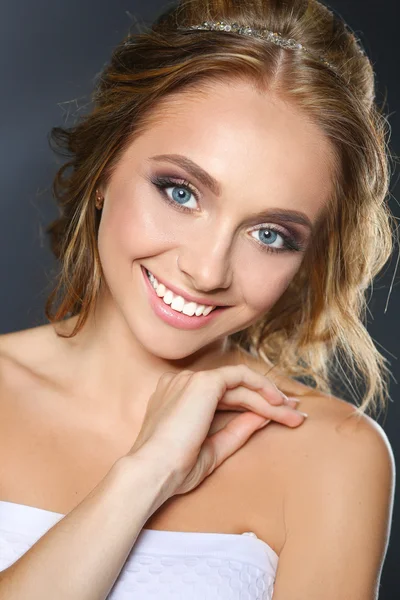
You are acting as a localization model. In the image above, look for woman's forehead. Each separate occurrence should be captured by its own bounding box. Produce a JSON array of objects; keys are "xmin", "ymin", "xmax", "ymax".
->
[
  {"xmin": 117, "ymin": 81, "xmax": 335, "ymax": 221},
  {"xmin": 135, "ymin": 80, "xmax": 334, "ymax": 173}
]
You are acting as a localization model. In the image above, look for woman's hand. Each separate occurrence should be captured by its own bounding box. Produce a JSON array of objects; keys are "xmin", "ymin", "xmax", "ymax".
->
[{"xmin": 127, "ymin": 364, "xmax": 307, "ymax": 496}]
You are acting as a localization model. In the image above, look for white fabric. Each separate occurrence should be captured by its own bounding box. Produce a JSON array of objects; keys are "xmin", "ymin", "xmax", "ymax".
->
[{"xmin": 0, "ymin": 500, "xmax": 278, "ymax": 599}]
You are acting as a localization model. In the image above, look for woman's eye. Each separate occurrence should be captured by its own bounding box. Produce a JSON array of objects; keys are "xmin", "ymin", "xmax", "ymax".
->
[
  {"xmin": 166, "ymin": 185, "xmax": 198, "ymax": 209},
  {"xmin": 250, "ymin": 227, "xmax": 301, "ymax": 254},
  {"xmin": 251, "ymin": 227, "xmax": 283, "ymax": 248},
  {"xmin": 151, "ymin": 175, "xmax": 304, "ymax": 255},
  {"xmin": 152, "ymin": 176, "xmax": 199, "ymax": 211}
]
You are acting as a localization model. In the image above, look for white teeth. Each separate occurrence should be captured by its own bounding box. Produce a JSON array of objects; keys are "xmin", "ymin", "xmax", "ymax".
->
[
  {"xmin": 163, "ymin": 290, "xmax": 174, "ymax": 305},
  {"xmin": 146, "ymin": 269, "xmax": 217, "ymax": 316},
  {"xmin": 182, "ymin": 302, "xmax": 197, "ymax": 316},
  {"xmin": 156, "ymin": 283, "xmax": 166, "ymax": 297},
  {"xmin": 171, "ymin": 295, "xmax": 185, "ymax": 311},
  {"xmin": 195, "ymin": 304, "xmax": 206, "ymax": 316}
]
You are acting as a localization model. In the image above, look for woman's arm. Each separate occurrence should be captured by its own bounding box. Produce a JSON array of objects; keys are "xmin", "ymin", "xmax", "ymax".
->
[
  {"xmin": 0, "ymin": 451, "xmax": 178, "ymax": 600},
  {"xmin": 269, "ymin": 412, "xmax": 395, "ymax": 600}
]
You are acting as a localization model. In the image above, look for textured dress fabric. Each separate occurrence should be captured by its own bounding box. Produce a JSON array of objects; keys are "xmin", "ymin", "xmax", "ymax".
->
[{"xmin": 0, "ymin": 500, "xmax": 278, "ymax": 599}]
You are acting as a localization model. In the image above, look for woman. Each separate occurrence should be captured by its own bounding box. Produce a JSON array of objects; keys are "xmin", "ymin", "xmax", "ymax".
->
[{"xmin": 0, "ymin": 0, "xmax": 395, "ymax": 598}]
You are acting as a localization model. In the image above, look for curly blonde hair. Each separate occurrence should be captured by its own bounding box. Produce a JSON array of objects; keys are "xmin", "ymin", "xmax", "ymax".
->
[{"xmin": 45, "ymin": 0, "xmax": 397, "ymax": 419}]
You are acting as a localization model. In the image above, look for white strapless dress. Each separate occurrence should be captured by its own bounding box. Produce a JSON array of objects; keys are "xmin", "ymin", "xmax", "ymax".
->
[{"xmin": 0, "ymin": 500, "xmax": 278, "ymax": 599}]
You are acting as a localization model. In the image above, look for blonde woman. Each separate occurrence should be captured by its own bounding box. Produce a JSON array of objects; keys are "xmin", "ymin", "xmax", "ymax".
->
[{"xmin": 0, "ymin": 1, "xmax": 395, "ymax": 598}]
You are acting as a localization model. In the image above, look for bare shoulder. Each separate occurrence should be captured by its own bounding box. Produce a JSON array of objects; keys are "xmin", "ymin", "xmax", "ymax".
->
[
  {"xmin": 256, "ymin": 387, "xmax": 395, "ymax": 485},
  {"xmin": 239, "ymin": 346, "xmax": 395, "ymax": 477},
  {"xmin": 231, "ymin": 345, "xmax": 393, "ymax": 447},
  {"xmin": 0, "ymin": 324, "xmax": 60, "ymax": 475},
  {"xmin": 0, "ymin": 322, "xmax": 62, "ymax": 396},
  {"xmin": 240, "ymin": 356, "xmax": 396, "ymax": 595},
  {"xmin": 0, "ymin": 322, "xmax": 55, "ymax": 358},
  {"xmin": 231, "ymin": 347, "xmax": 395, "ymax": 547},
  {"xmin": 0, "ymin": 327, "xmax": 35, "ymax": 386},
  {"xmin": 274, "ymin": 388, "xmax": 395, "ymax": 520}
]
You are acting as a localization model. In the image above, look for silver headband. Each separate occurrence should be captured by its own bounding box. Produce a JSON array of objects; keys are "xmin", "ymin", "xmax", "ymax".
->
[{"xmin": 177, "ymin": 20, "xmax": 363, "ymax": 74}]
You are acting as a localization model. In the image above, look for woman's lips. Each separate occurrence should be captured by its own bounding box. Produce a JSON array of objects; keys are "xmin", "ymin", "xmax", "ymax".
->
[{"xmin": 141, "ymin": 265, "xmax": 228, "ymax": 330}]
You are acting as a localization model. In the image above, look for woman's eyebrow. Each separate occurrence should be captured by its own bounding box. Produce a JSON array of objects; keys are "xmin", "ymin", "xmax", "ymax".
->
[
  {"xmin": 247, "ymin": 209, "xmax": 314, "ymax": 231},
  {"xmin": 148, "ymin": 153, "xmax": 314, "ymax": 232},
  {"xmin": 149, "ymin": 153, "xmax": 222, "ymax": 196}
]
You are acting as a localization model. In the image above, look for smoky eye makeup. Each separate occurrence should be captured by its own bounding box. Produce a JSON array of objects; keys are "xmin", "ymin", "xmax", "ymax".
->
[
  {"xmin": 145, "ymin": 170, "xmax": 309, "ymax": 254},
  {"xmin": 150, "ymin": 174, "xmax": 200, "ymax": 205}
]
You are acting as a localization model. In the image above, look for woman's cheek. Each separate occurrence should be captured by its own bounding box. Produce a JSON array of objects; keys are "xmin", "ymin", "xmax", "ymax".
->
[
  {"xmin": 109, "ymin": 191, "xmax": 182, "ymax": 259},
  {"xmin": 243, "ymin": 261, "xmax": 301, "ymax": 313}
]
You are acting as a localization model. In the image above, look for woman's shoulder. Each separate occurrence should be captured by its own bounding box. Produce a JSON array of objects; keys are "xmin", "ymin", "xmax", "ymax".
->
[
  {"xmin": 231, "ymin": 348, "xmax": 393, "ymax": 546},
  {"xmin": 250, "ymin": 378, "xmax": 389, "ymax": 473},
  {"xmin": 230, "ymin": 344, "xmax": 379, "ymax": 422},
  {"xmin": 0, "ymin": 323, "xmax": 60, "ymax": 399},
  {"xmin": 229, "ymin": 345, "xmax": 391, "ymax": 477},
  {"xmin": 234, "ymin": 344, "xmax": 390, "ymax": 452},
  {"xmin": 0, "ymin": 321, "xmax": 55, "ymax": 356}
]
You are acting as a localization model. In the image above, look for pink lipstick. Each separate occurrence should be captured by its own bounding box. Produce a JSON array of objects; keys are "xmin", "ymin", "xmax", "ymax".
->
[{"xmin": 141, "ymin": 266, "xmax": 227, "ymax": 330}]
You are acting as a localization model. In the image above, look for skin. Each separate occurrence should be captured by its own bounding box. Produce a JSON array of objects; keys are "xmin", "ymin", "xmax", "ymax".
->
[
  {"xmin": 0, "ymin": 79, "xmax": 394, "ymax": 598},
  {"xmin": 52, "ymin": 77, "xmax": 335, "ymax": 428}
]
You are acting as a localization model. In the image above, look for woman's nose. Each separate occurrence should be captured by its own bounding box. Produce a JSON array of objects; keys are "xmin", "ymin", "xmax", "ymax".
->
[{"xmin": 177, "ymin": 240, "xmax": 233, "ymax": 293}]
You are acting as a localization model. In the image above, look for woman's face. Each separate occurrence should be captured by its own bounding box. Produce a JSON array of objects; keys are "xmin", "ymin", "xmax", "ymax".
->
[{"xmin": 96, "ymin": 79, "xmax": 335, "ymax": 360}]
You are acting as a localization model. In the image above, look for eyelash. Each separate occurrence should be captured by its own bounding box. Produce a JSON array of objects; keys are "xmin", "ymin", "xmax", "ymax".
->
[{"xmin": 150, "ymin": 175, "xmax": 306, "ymax": 255}]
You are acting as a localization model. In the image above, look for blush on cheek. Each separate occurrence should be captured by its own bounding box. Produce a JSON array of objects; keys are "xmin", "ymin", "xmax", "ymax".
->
[
  {"xmin": 247, "ymin": 270, "xmax": 297, "ymax": 314},
  {"xmin": 104, "ymin": 185, "xmax": 182, "ymax": 263}
]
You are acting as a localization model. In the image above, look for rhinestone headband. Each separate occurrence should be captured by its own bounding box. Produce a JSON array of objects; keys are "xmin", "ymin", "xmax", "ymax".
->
[{"xmin": 177, "ymin": 20, "xmax": 339, "ymax": 72}]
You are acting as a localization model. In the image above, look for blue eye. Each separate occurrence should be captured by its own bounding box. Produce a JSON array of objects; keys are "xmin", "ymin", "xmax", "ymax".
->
[
  {"xmin": 169, "ymin": 185, "xmax": 197, "ymax": 209},
  {"xmin": 152, "ymin": 176, "xmax": 199, "ymax": 210},
  {"xmin": 151, "ymin": 175, "xmax": 305, "ymax": 255},
  {"xmin": 249, "ymin": 227, "xmax": 301, "ymax": 254}
]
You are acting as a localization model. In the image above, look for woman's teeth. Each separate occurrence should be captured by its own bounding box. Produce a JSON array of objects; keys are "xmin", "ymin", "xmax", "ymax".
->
[{"xmin": 146, "ymin": 269, "xmax": 216, "ymax": 317}]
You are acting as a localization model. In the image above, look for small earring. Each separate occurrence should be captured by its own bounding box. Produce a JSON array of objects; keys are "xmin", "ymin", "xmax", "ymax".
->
[{"xmin": 95, "ymin": 189, "xmax": 104, "ymax": 210}]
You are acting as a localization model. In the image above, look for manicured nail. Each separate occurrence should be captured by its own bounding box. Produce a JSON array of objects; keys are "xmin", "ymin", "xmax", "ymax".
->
[
  {"xmin": 285, "ymin": 396, "xmax": 300, "ymax": 404},
  {"xmin": 296, "ymin": 410, "xmax": 308, "ymax": 418},
  {"xmin": 256, "ymin": 419, "xmax": 270, "ymax": 430}
]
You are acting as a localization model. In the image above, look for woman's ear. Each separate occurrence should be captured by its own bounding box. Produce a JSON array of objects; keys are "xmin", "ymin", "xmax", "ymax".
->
[{"xmin": 95, "ymin": 188, "xmax": 104, "ymax": 210}]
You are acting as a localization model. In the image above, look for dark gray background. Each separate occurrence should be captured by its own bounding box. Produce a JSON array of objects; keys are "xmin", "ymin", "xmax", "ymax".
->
[{"xmin": 1, "ymin": 1, "xmax": 399, "ymax": 597}]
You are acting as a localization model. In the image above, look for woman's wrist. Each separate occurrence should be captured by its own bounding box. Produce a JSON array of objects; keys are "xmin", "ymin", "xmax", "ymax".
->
[{"xmin": 111, "ymin": 449, "xmax": 180, "ymax": 519}]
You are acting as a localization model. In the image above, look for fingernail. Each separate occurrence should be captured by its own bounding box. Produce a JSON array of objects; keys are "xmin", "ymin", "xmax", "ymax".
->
[
  {"xmin": 296, "ymin": 410, "xmax": 308, "ymax": 418},
  {"xmin": 285, "ymin": 396, "xmax": 300, "ymax": 404}
]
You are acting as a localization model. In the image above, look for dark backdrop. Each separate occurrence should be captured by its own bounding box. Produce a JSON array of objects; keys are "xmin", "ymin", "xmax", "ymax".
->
[{"xmin": 1, "ymin": 1, "xmax": 399, "ymax": 597}]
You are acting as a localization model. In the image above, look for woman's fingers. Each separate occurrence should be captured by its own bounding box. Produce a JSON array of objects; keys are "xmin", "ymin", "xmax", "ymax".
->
[
  {"xmin": 212, "ymin": 363, "xmax": 291, "ymax": 407},
  {"xmin": 137, "ymin": 363, "xmax": 308, "ymax": 497},
  {"xmin": 199, "ymin": 411, "xmax": 271, "ymax": 473},
  {"xmin": 218, "ymin": 386, "xmax": 306, "ymax": 426}
]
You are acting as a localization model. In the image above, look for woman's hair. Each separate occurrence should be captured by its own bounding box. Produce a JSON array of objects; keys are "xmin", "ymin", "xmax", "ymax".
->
[{"xmin": 45, "ymin": 0, "xmax": 397, "ymax": 418}]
